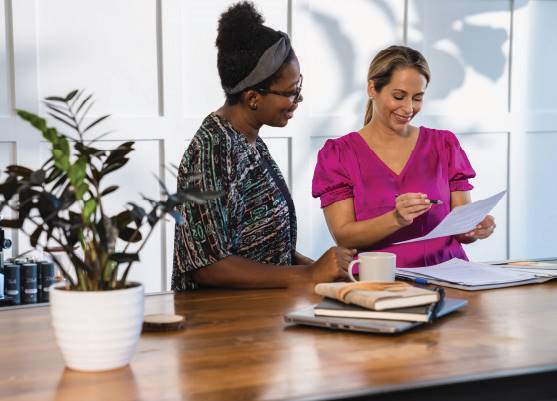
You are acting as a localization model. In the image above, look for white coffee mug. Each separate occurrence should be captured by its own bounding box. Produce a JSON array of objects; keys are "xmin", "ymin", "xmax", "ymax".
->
[{"xmin": 347, "ymin": 252, "xmax": 396, "ymax": 282}]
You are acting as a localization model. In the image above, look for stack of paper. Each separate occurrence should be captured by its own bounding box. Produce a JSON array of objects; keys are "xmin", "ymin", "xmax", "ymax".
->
[
  {"xmin": 497, "ymin": 260, "xmax": 557, "ymax": 278},
  {"xmin": 397, "ymin": 258, "xmax": 550, "ymax": 290}
]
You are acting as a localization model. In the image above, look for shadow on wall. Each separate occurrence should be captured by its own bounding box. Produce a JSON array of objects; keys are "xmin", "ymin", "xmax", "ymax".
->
[
  {"xmin": 308, "ymin": 0, "xmax": 518, "ymax": 120},
  {"xmin": 410, "ymin": 0, "xmax": 510, "ymax": 101}
]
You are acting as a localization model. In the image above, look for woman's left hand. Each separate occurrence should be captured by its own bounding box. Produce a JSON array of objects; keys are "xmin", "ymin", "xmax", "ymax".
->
[{"xmin": 461, "ymin": 214, "xmax": 496, "ymax": 241}]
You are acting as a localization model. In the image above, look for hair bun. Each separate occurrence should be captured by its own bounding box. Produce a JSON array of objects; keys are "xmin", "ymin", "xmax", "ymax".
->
[{"xmin": 217, "ymin": 1, "xmax": 264, "ymax": 50}]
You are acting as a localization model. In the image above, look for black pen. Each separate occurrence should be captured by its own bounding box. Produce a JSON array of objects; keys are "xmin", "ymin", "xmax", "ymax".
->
[{"xmin": 394, "ymin": 194, "xmax": 443, "ymax": 204}]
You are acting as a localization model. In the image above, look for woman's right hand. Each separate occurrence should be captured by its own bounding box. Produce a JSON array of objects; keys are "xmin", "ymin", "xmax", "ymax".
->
[
  {"xmin": 393, "ymin": 193, "xmax": 432, "ymax": 227},
  {"xmin": 306, "ymin": 247, "xmax": 356, "ymax": 283}
]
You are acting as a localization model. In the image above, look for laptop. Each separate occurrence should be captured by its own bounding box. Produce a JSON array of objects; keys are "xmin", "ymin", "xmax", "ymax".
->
[{"xmin": 284, "ymin": 297, "xmax": 467, "ymax": 334}]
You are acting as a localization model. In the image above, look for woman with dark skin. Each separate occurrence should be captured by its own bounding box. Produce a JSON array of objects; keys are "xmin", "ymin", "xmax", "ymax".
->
[{"xmin": 172, "ymin": 2, "xmax": 355, "ymax": 291}]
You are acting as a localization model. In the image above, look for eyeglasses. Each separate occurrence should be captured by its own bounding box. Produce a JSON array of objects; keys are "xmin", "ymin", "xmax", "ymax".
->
[{"xmin": 256, "ymin": 74, "xmax": 303, "ymax": 103}]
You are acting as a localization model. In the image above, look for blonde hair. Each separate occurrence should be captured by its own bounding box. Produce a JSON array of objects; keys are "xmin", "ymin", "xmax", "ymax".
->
[{"xmin": 364, "ymin": 45, "xmax": 431, "ymax": 125}]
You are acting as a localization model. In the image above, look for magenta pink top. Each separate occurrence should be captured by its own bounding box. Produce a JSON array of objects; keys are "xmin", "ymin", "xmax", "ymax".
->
[{"xmin": 312, "ymin": 127, "xmax": 476, "ymax": 268}]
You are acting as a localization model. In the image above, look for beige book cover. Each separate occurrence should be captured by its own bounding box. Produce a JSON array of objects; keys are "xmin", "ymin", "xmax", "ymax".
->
[{"xmin": 314, "ymin": 282, "xmax": 440, "ymax": 311}]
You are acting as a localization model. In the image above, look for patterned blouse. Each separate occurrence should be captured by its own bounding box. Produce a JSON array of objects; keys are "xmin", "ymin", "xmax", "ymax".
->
[{"xmin": 172, "ymin": 113, "xmax": 297, "ymax": 291}]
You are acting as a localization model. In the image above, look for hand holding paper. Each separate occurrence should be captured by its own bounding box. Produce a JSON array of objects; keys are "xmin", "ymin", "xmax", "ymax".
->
[
  {"xmin": 395, "ymin": 190, "xmax": 506, "ymax": 245},
  {"xmin": 464, "ymin": 214, "xmax": 496, "ymax": 239}
]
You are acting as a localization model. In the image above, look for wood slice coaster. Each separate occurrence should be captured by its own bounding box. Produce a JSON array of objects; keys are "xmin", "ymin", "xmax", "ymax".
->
[{"xmin": 142, "ymin": 314, "xmax": 186, "ymax": 332}]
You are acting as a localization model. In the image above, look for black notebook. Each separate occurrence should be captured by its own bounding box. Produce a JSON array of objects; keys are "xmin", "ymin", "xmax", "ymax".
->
[{"xmin": 314, "ymin": 298, "xmax": 435, "ymax": 322}]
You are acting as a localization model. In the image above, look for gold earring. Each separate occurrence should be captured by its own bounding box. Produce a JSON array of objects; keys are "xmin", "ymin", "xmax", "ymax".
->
[{"xmin": 249, "ymin": 103, "xmax": 258, "ymax": 110}]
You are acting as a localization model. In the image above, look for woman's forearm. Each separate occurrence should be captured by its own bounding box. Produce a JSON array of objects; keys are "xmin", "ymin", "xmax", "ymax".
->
[
  {"xmin": 192, "ymin": 255, "xmax": 311, "ymax": 289},
  {"xmin": 294, "ymin": 251, "xmax": 314, "ymax": 265},
  {"xmin": 331, "ymin": 210, "xmax": 402, "ymax": 249},
  {"xmin": 193, "ymin": 247, "xmax": 356, "ymax": 289}
]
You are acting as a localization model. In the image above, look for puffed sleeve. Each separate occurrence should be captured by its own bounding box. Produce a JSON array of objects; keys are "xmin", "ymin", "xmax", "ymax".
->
[
  {"xmin": 445, "ymin": 131, "xmax": 476, "ymax": 192},
  {"xmin": 312, "ymin": 139, "xmax": 354, "ymax": 208},
  {"xmin": 172, "ymin": 132, "xmax": 233, "ymax": 288}
]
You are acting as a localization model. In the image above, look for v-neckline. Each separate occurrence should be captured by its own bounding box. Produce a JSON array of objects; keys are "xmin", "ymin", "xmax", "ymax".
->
[{"xmin": 355, "ymin": 127, "xmax": 423, "ymax": 178}]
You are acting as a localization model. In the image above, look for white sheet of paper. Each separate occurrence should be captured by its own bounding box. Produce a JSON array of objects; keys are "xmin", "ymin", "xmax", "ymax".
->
[
  {"xmin": 397, "ymin": 258, "xmax": 537, "ymax": 285},
  {"xmin": 506, "ymin": 268, "xmax": 557, "ymax": 277},
  {"xmin": 499, "ymin": 261, "xmax": 557, "ymax": 270},
  {"xmin": 395, "ymin": 190, "xmax": 506, "ymax": 245}
]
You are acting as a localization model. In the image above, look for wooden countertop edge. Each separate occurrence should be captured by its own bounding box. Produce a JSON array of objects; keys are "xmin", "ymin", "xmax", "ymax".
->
[{"xmin": 289, "ymin": 363, "xmax": 557, "ymax": 401}]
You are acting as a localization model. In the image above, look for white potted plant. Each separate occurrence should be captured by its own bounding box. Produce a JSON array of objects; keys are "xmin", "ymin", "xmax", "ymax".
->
[{"xmin": 0, "ymin": 90, "xmax": 219, "ymax": 371}]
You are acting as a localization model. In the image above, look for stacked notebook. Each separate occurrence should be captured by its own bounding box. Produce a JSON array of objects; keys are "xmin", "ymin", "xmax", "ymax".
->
[
  {"xmin": 284, "ymin": 281, "xmax": 467, "ymax": 334},
  {"xmin": 313, "ymin": 281, "xmax": 445, "ymax": 323},
  {"xmin": 314, "ymin": 298, "xmax": 438, "ymax": 323}
]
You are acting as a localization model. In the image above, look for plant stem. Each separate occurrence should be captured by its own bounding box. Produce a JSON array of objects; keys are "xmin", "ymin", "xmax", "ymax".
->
[
  {"xmin": 119, "ymin": 220, "xmax": 157, "ymax": 286},
  {"xmin": 21, "ymin": 216, "xmax": 77, "ymax": 287}
]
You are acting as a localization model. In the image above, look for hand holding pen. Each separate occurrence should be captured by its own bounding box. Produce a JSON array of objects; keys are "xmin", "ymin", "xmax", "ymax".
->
[{"xmin": 393, "ymin": 193, "xmax": 443, "ymax": 227}]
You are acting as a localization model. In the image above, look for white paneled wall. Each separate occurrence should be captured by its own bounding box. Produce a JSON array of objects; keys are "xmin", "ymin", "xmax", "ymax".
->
[
  {"xmin": 455, "ymin": 132, "xmax": 508, "ymax": 261},
  {"xmin": 527, "ymin": 0, "xmax": 557, "ymax": 112},
  {"xmin": 0, "ymin": 1, "xmax": 12, "ymax": 117},
  {"xmin": 303, "ymin": 0, "xmax": 405, "ymax": 118},
  {"xmin": 523, "ymin": 132, "xmax": 557, "ymax": 257},
  {"xmin": 37, "ymin": 0, "xmax": 160, "ymax": 117},
  {"xmin": 410, "ymin": 0, "xmax": 511, "ymax": 115},
  {"xmin": 2, "ymin": 0, "xmax": 556, "ymax": 293},
  {"xmin": 0, "ymin": 142, "xmax": 16, "ymax": 259}
]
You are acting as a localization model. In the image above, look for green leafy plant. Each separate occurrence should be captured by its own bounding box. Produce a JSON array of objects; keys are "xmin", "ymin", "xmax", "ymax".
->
[{"xmin": 0, "ymin": 90, "xmax": 220, "ymax": 290}]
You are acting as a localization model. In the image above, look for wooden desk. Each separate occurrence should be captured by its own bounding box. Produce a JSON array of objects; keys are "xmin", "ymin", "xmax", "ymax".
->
[{"xmin": 1, "ymin": 283, "xmax": 557, "ymax": 401}]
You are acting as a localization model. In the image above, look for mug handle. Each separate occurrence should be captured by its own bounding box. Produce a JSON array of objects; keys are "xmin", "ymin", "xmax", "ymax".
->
[{"xmin": 347, "ymin": 260, "xmax": 359, "ymax": 282}]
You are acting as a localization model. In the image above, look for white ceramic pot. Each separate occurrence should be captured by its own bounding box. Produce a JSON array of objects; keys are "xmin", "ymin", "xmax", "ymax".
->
[{"xmin": 49, "ymin": 282, "xmax": 144, "ymax": 372}]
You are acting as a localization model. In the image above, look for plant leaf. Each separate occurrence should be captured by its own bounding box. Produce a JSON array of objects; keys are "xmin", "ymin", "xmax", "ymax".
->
[
  {"xmin": 74, "ymin": 182, "xmax": 89, "ymax": 200},
  {"xmin": 6, "ymin": 165, "xmax": 33, "ymax": 179},
  {"xmin": 90, "ymin": 165, "xmax": 102, "ymax": 184},
  {"xmin": 100, "ymin": 158, "xmax": 129, "ymax": 177},
  {"xmin": 100, "ymin": 185, "xmax": 118, "ymax": 197},
  {"xmin": 83, "ymin": 198, "xmax": 97, "ymax": 223},
  {"xmin": 147, "ymin": 208, "xmax": 158, "ymax": 226},
  {"xmin": 44, "ymin": 103, "xmax": 73, "ymax": 120},
  {"xmin": 65, "ymin": 89, "xmax": 79, "ymax": 102},
  {"xmin": 30, "ymin": 226, "xmax": 43, "ymax": 247},
  {"xmin": 76, "ymin": 93, "xmax": 93, "ymax": 115},
  {"xmin": 77, "ymin": 100, "xmax": 95, "ymax": 126},
  {"xmin": 75, "ymin": 141, "xmax": 105, "ymax": 158},
  {"xmin": 117, "ymin": 227, "xmax": 142, "ymax": 242},
  {"xmin": 83, "ymin": 114, "xmax": 110, "ymax": 133},
  {"xmin": 43, "ymin": 127, "xmax": 59, "ymax": 144},
  {"xmin": 105, "ymin": 141, "xmax": 134, "ymax": 165},
  {"xmin": 109, "ymin": 252, "xmax": 139, "ymax": 264},
  {"xmin": 44, "ymin": 96, "xmax": 66, "ymax": 102},
  {"xmin": 48, "ymin": 112, "xmax": 79, "ymax": 131},
  {"xmin": 30, "ymin": 169, "xmax": 46, "ymax": 186},
  {"xmin": 112, "ymin": 210, "xmax": 133, "ymax": 228},
  {"xmin": 69, "ymin": 89, "xmax": 84, "ymax": 108},
  {"xmin": 0, "ymin": 176, "xmax": 20, "ymax": 201},
  {"xmin": 68, "ymin": 157, "xmax": 87, "ymax": 186},
  {"xmin": 0, "ymin": 219, "xmax": 23, "ymax": 229},
  {"xmin": 86, "ymin": 130, "xmax": 113, "ymax": 145},
  {"xmin": 127, "ymin": 202, "xmax": 146, "ymax": 226},
  {"xmin": 51, "ymin": 173, "xmax": 68, "ymax": 192}
]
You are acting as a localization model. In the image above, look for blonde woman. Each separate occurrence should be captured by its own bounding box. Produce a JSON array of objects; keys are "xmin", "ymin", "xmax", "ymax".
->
[{"xmin": 312, "ymin": 45, "xmax": 495, "ymax": 268}]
